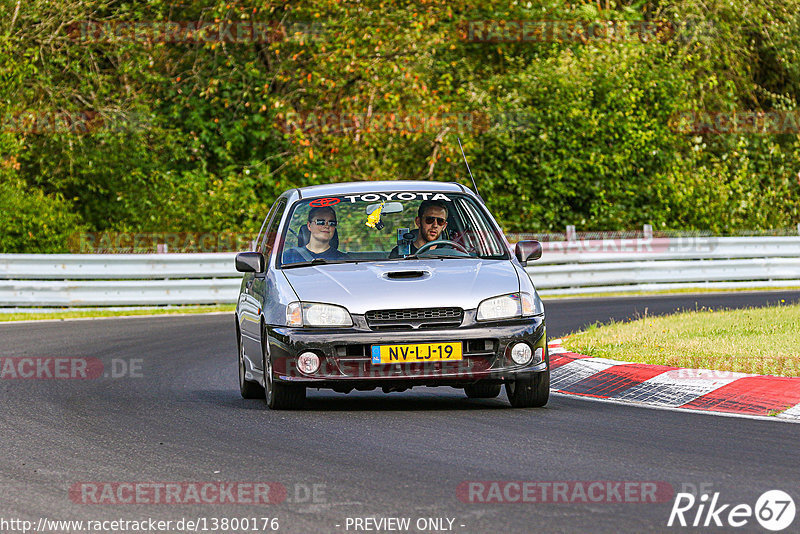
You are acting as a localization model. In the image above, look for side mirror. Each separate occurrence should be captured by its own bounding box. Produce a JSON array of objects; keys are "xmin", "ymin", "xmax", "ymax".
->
[
  {"xmin": 235, "ymin": 251, "xmax": 265, "ymax": 273},
  {"xmin": 515, "ymin": 240, "xmax": 542, "ymax": 265}
]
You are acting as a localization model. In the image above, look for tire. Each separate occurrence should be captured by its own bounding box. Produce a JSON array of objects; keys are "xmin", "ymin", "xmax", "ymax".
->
[
  {"xmin": 238, "ymin": 329, "xmax": 265, "ymax": 399},
  {"xmin": 505, "ymin": 370, "xmax": 549, "ymax": 408},
  {"xmin": 261, "ymin": 325, "xmax": 306, "ymax": 410},
  {"xmin": 464, "ymin": 382, "xmax": 502, "ymax": 399}
]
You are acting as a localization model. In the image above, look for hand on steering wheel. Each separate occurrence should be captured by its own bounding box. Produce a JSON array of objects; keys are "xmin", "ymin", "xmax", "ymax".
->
[{"xmin": 415, "ymin": 239, "xmax": 470, "ymax": 255}]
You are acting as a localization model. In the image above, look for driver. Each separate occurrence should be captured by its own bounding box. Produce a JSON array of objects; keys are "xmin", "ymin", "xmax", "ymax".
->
[
  {"xmin": 389, "ymin": 200, "xmax": 448, "ymax": 258},
  {"xmin": 283, "ymin": 206, "xmax": 348, "ymax": 263}
]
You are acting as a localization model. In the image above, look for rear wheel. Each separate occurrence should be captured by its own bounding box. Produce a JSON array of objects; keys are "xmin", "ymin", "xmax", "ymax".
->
[
  {"xmin": 464, "ymin": 382, "xmax": 502, "ymax": 399},
  {"xmin": 238, "ymin": 330, "xmax": 265, "ymax": 399},
  {"xmin": 262, "ymin": 325, "xmax": 306, "ymax": 410},
  {"xmin": 506, "ymin": 371, "xmax": 549, "ymax": 408}
]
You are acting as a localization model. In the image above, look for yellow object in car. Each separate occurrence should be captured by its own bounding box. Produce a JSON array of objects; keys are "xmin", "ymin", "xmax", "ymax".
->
[{"xmin": 365, "ymin": 201, "xmax": 385, "ymax": 228}]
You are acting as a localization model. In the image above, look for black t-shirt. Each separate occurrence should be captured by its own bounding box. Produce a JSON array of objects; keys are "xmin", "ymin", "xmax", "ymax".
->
[{"xmin": 282, "ymin": 246, "xmax": 347, "ymax": 264}]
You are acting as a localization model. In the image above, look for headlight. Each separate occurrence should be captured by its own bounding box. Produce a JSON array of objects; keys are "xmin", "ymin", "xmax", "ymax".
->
[
  {"xmin": 477, "ymin": 293, "xmax": 522, "ymax": 321},
  {"xmin": 286, "ymin": 302, "xmax": 353, "ymax": 327},
  {"xmin": 477, "ymin": 292, "xmax": 543, "ymax": 321}
]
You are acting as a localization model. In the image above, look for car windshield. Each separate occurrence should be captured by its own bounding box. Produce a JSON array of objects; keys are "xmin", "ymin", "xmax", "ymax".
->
[{"xmin": 277, "ymin": 191, "xmax": 509, "ymax": 267}]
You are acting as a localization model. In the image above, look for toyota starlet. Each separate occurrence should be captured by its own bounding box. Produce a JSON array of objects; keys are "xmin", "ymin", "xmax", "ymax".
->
[{"xmin": 235, "ymin": 181, "xmax": 547, "ymax": 409}]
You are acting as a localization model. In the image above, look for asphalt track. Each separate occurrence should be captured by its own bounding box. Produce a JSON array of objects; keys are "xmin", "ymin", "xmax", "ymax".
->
[{"xmin": 2, "ymin": 291, "xmax": 800, "ymax": 533}]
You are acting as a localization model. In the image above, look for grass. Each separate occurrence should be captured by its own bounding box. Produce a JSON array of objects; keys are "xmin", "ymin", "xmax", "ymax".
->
[
  {"xmin": 562, "ymin": 302, "xmax": 800, "ymax": 376},
  {"xmin": 0, "ymin": 305, "xmax": 235, "ymax": 322}
]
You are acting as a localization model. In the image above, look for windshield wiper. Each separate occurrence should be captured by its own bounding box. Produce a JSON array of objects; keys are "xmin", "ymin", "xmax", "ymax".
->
[
  {"xmin": 282, "ymin": 258, "xmax": 374, "ymax": 269},
  {"xmin": 281, "ymin": 258, "xmax": 344, "ymax": 269},
  {"xmin": 403, "ymin": 253, "xmax": 472, "ymax": 260}
]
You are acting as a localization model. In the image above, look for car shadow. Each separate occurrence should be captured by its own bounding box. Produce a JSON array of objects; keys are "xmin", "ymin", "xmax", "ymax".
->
[
  {"xmin": 193, "ymin": 388, "xmax": 555, "ymax": 413},
  {"xmin": 299, "ymin": 390, "xmax": 514, "ymax": 411}
]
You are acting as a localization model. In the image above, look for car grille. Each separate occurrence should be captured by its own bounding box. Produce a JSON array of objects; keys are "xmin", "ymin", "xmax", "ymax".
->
[{"xmin": 365, "ymin": 308, "xmax": 463, "ymax": 330}]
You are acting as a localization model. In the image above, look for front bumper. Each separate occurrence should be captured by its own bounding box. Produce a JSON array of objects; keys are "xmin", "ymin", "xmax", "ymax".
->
[{"xmin": 266, "ymin": 315, "xmax": 547, "ymax": 389}]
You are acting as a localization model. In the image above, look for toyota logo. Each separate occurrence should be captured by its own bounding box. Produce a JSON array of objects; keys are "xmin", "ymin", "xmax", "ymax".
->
[{"xmin": 309, "ymin": 197, "xmax": 341, "ymax": 207}]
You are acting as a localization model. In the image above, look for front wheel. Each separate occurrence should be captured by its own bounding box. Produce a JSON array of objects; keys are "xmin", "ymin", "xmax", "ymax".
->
[
  {"xmin": 505, "ymin": 371, "xmax": 549, "ymax": 408},
  {"xmin": 262, "ymin": 327, "xmax": 306, "ymax": 410}
]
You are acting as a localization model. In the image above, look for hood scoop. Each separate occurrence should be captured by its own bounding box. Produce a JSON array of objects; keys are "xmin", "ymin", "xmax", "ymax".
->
[{"xmin": 384, "ymin": 270, "xmax": 429, "ymax": 280}]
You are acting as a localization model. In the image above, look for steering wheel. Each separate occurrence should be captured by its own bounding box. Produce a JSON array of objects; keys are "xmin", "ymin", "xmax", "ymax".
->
[{"xmin": 415, "ymin": 239, "xmax": 470, "ymax": 255}]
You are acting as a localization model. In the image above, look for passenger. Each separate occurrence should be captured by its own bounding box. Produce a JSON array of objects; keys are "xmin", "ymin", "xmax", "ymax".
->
[
  {"xmin": 283, "ymin": 206, "xmax": 348, "ymax": 263},
  {"xmin": 389, "ymin": 200, "xmax": 448, "ymax": 258}
]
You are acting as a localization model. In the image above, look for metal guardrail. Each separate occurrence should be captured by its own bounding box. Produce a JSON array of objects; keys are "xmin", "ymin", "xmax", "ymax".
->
[
  {"xmin": 533, "ymin": 236, "xmax": 800, "ymax": 263},
  {"xmin": 0, "ymin": 253, "xmax": 236, "ymax": 279},
  {"xmin": 527, "ymin": 236, "xmax": 800, "ymax": 295},
  {"xmin": 0, "ymin": 279, "xmax": 241, "ymax": 306},
  {"xmin": 0, "ymin": 236, "xmax": 799, "ymax": 306},
  {"xmin": 0, "ymin": 253, "xmax": 238, "ymax": 307}
]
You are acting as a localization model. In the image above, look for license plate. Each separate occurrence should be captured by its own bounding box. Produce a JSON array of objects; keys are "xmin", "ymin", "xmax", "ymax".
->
[{"xmin": 371, "ymin": 342, "xmax": 463, "ymax": 364}]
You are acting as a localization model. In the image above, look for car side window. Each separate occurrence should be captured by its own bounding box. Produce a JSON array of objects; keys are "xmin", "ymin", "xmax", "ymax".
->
[
  {"xmin": 254, "ymin": 200, "xmax": 280, "ymax": 251},
  {"xmin": 457, "ymin": 198, "xmax": 505, "ymax": 256},
  {"xmin": 260, "ymin": 198, "xmax": 288, "ymax": 259}
]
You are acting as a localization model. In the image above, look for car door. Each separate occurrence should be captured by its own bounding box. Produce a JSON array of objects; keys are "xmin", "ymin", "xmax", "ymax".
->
[
  {"xmin": 240, "ymin": 197, "xmax": 288, "ymax": 361},
  {"xmin": 239, "ymin": 198, "xmax": 280, "ymax": 355}
]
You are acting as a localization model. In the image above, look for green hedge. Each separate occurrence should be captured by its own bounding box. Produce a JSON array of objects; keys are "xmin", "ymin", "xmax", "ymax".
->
[
  {"xmin": 0, "ymin": 178, "xmax": 85, "ymax": 253},
  {"xmin": 0, "ymin": 0, "xmax": 798, "ymax": 251}
]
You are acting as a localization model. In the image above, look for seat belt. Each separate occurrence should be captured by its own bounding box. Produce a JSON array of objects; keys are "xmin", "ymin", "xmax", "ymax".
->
[{"xmin": 297, "ymin": 247, "xmax": 315, "ymax": 261}]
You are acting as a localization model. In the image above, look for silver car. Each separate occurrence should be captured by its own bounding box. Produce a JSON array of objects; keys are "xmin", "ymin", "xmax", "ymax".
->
[{"xmin": 235, "ymin": 181, "xmax": 547, "ymax": 409}]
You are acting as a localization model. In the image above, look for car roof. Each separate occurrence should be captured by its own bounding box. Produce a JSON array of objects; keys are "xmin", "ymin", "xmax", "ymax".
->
[{"xmin": 294, "ymin": 180, "xmax": 471, "ymax": 199}]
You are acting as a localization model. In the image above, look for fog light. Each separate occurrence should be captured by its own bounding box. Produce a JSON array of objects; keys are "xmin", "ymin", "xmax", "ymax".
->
[
  {"xmin": 297, "ymin": 352, "xmax": 320, "ymax": 374},
  {"xmin": 510, "ymin": 343, "xmax": 533, "ymax": 365}
]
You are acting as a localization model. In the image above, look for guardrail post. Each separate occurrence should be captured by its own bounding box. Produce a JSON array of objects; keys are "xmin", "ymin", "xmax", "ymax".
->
[
  {"xmin": 566, "ymin": 225, "xmax": 576, "ymax": 242},
  {"xmin": 643, "ymin": 224, "xmax": 653, "ymax": 240},
  {"xmin": 157, "ymin": 243, "xmax": 168, "ymax": 254}
]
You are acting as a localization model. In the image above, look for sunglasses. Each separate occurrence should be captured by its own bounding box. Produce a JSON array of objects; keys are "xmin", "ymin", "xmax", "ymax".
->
[
  {"xmin": 423, "ymin": 216, "xmax": 447, "ymax": 226},
  {"xmin": 313, "ymin": 219, "xmax": 337, "ymax": 227}
]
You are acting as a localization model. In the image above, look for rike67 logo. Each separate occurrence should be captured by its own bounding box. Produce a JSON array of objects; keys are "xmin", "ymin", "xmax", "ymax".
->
[{"xmin": 668, "ymin": 490, "xmax": 796, "ymax": 531}]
